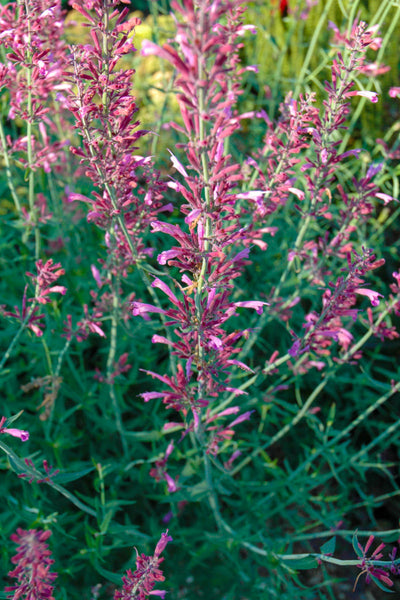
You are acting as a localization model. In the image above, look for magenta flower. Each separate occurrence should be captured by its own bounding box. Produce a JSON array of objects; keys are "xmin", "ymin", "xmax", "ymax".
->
[
  {"xmin": 5, "ymin": 528, "xmax": 57, "ymax": 599},
  {"xmin": 0, "ymin": 416, "xmax": 29, "ymax": 441},
  {"xmin": 1, "ymin": 285, "xmax": 45, "ymax": 337},
  {"xmin": 288, "ymin": 249, "xmax": 385, "ymax": 361},
  {"xmin": 114, "ymin": 531, "xmax": 172, "ymax": 600},
  {"xmin": 353, "ymin": 535, "xmax": 395, "ymax": 591},
  {"xmin": 149, "ymin": 442, "xmax": 179, "ymax": 493},
  {"xmin": 354, "ymin": 287, "xmax": 383, "ymax": 306},
  {"xmin": 26, "ymin": 259, "xmax": 66, "ymax": 304}
]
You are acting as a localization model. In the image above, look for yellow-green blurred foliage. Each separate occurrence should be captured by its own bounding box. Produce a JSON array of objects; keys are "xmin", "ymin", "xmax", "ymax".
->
[
  {"xmin": 124, "ymin": 11, "xmax": 179, "ymax": 157},
  {"xmin": 64, "ymin": 9, "xmax": 91, "ymax": 45}
]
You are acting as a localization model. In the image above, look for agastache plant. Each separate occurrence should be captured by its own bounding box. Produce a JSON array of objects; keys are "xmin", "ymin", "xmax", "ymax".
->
[
  {"xmin": 65, "ymin": 0, "xmax": 172, "ymax": 450},
  {"xmin": 0, "ymin": 258, "xmax": 66, "ymax": 371},
  {"xmin": 135, "ymin": 0, "xmax": 266, "ymax": 460},
  {"xmin": 238, "ymin": 16, "xmax": 391, "ymax": 368},
  {"xmin": 66, "ymin": 0, "xmax": 169, "ymax": 260},
  {"xmin": 2, "ymin": 0, "xmax": 400, "ymax": 596},
  {"xmin": 0, "ymin": 0, "xmax": 69, "ymax": 254}
]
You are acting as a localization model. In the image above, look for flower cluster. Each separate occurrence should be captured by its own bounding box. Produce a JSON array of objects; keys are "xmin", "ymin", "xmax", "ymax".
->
[
  {"xmin": 62, "ymin": 304, "xmax": 106, "ymax": 342},
  {"xmin": 353, "ymin": 534, "xmax": 400, "ymax": 591},
  {"xmin": 5, "ymin": 528, "xmax": 57, "ymax": 600},
  {"xmin": 0, "ymin": 0, "xmax": 69, "ymax": 176},
  {"xmin": 134, "ymin": 0, "xmax": 265, "ymax": 449},
  {"xmin": 289, "ymin": 249, "xmax": 384, "ymax": 361},
  {"xmin": 149, "ymin": 441, "xmax": 178, "ymax": 493},
  {"xmin": 66, "ymin": 0, "xmax": 169, "ymax": 266},
  {"xmin": 1, "ymin": 259, "xmax": 66, "ymax": 337},
  {"xmin": 114, "ymin": 531, "xmax": 172, "ymax": 600},
  {"xmin": 244, "ymin": 18, "xmax": 385, "ymax": 269},
  {"xmin": 26, "ymin": 258, "xmax": 66, "ymax": 304},
  {"xmin": 18, "ymin": 457, "xmax": 60, "ymax": 485}
]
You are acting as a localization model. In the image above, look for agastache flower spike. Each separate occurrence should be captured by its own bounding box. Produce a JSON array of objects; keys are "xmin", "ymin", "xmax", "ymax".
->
[
  {"xmin": 135, "ymin": 0, "xmax": 262, "ymax": 453},
  {"xmin": 114, "ymin": 531, "xmax": 172, "ymax": 600},
  {"xmin": 288, "ymin": 249, "xmax": 385, "ymax": 361},
  {"xmin": 5, "ymin": 528, "xmax": 58, "ymax": 599},
  {"xmin": 66, "ymin": 0, "xmax": 168, "ymax": 264}
]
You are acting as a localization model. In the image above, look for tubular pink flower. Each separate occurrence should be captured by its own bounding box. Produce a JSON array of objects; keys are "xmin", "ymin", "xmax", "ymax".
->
[
  {"xmin": 354, "ymin": 288, "xmax": 383, "ymax": 306},
  {"xmin": 289, "ymin": 250, "xmax": 384, "ymax": 360},
  {"xmin": 0, "ymin": 417, "xmax": 29, "ymax": 441},
  {"xmin": 234, "ymin": 301, "xmax": 269, "ymax": 314},
  {"xmin": 132, "ymin": 303, "xmax": 166, "ymax": 318},
  {"xmin": 375, "ymin": 192, "xmax": 396, "ymax": 204},
  {"xmin": 167, "ymin": 149, "xmax": 189, "ymax": 177},
  {"xmin": 345, "ymin": 90, "xmax": 379, "ymax": 102}
]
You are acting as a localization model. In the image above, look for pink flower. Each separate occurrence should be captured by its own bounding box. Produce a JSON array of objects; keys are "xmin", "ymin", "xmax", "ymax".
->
[
  {"xmin": 389, "ymin": 87, "xmax": 400, "ymax": 98},
  {"xmin": 26, "ymin": 259, "xmax": 67, "ymax": 305},
  {"xmin": 375, "ymin": 192, "xmax": 397, "ymax": 204},
  {"xmin": 345, "ymin": 90, "xmax": 379, "ymax": 102},
  {"xmin": 0, "ymin": 416, "xmax": 29, "ymax": 441},
  {"xmin": 234, "ymin": 300, "xmax": 269, "ymax": 314},
  {"xmin": 167, "ymin": 149, "xmax": 188, "ymax": 177},
  {"xmin": 354, "ymin": 288, "xmax": 383, "ymax": 306}
]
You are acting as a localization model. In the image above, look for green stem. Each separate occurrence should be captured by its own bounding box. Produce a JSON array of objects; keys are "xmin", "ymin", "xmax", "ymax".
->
[
  {"xmin": 25, "ymin": 0, "xmax": 39, "ymax": 260},
  {"xmin": 0, "ymin": 300, "xmax": 38, "ymax": 372},
  {"xmin": 0, "ymin": 118, "xmax": 21, "ymax": 213},
  {"xmin": 0, "ymin": 439, "xmax": 97, "ymax": 517},
  {"xmin": 230, "ymin": 376, "xmax": 328, "ymax": 476},
  {"xmin": 106, "ymin": 273, "xmax": 128, "ymax": 456}
]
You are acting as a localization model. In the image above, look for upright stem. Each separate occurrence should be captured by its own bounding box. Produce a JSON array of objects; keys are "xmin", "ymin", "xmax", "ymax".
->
[
  {"xmin": 25, "ymin": 0, "xmax": 39, "ymax": 259},
  {"xmin": 106, "ymin": 271, "xmax": 128, "ymax": 456},
  {"xmin": 0, "ymin": 118, "xmax": 21, "ymax": 213},
  {"xmin": 0, "ymin": 300, "xmax": 38, "ymax": 372}
]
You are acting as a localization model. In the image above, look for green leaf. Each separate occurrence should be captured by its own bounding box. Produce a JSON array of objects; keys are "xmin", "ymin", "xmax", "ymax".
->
[
  {"xmin": 52, "ymin": 465, "xmax": 94, "ymax": 484},
  {"xmin": 377, "ymin": 529, "xmax": 400, "ymax": 543},
  {"xmin": 107, "ymin": 523, "xmax": 149, "ymax": 539},
  {"xmin": 319, "ymin": 536, "xmax": 336, "ymax": 555},
  {"xmin": 94, "ymin": 560, "xmax": 123, "ymax": 585},
  {"xmin": 100, "ymin": 509, "xmax": 114, "ymax": 535},
  {"xmin": 280, "ymin": 555, "xmax": 319, "ymax": 570},
  {"xmin": 352, "ymin": 531, "xmax": 362, "ymax": 558},
  {"xmin": 124, "ymin": 430, "xmax": 162, "ymax": 441},
  {"xmin": 4, "ymin": 410, "xmax": 25, "ymax": 426},
  {"xmin": 369, "ymin": 574, "xmax": 395, "ymax": 593},
  {"xmin": 0, "ymin": 441, "xmax": 31, "ymax": 475},
  {"xmin": 50, "ymin": 483, "xmax": 97, "ymax": 517}
]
